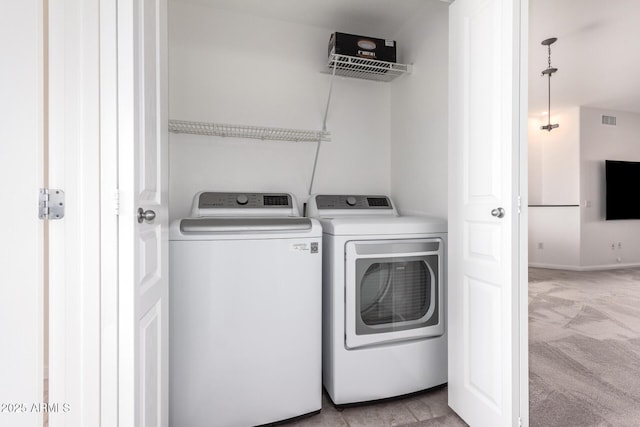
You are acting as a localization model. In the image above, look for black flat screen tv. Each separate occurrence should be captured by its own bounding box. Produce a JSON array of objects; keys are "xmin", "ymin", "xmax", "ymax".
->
[{"xmin": 605, "ymin": 160, "xmax": 640, "ymax": 220}]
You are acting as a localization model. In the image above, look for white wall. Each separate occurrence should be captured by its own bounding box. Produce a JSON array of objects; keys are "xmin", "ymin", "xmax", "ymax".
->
[
  {"xmin": 168, "ymin": 2, "xmax": 393, "ymax": 219},
  {"xmin": 580, "ymin": 107, "xmax": 640, "ymax": 268},
  {"xmin": 0, "ymin": 1, "xmax": 44, "ymax": 424},
  {"xmin": 168, "ymin": 1, "xmax": 451, "ymax": 221},
  {"xmin": 389, "ymin": 1, "xmax": 449, "ymax": 218},
  {"xmin": 528, "ymin": 207, "xmax": 581, "ymax": 268},
  {"xmin": 528, "ymin": 108, "xmax": 581, "ymax": 268},
  {"xmin": 527, "ymin": 118, "xmax": 543, "ymax": 204},
  {"xmin": 528, "ymin": 108, "xmax": 580, "ymax": 205},
  {"xmin": 528, "ymin": 106, "xmax": 640, "ymax": 269}
]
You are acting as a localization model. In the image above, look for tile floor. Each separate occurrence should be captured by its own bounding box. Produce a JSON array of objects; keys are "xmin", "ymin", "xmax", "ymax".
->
[{"xmin": 281, "ymin": 386, "xmax": 467, "ymax": 427}]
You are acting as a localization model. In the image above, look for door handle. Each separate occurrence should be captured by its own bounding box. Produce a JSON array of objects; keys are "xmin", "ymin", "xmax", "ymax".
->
[
  {"xmin": 137, "ymin": 208, "xmax": 156, "ymax": 224},
  {"xmin": 491, "ymin": 207, "xmax": 505, "ymax": 218}
]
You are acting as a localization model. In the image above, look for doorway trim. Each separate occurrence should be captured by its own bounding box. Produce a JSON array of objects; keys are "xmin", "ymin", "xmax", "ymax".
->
[{"xmin": 47, "ymin": 0, "xmax": 103, "ymax": 425}]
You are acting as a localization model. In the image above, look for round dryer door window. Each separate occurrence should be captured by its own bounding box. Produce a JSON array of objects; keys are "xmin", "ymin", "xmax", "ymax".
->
[
  {"xmin": 360, "ymin": 260, "xmax": 430, "ymax": 327},
  {"xmin": 344, "ymin": 238, "xmax": 445, "ymax": 349}
]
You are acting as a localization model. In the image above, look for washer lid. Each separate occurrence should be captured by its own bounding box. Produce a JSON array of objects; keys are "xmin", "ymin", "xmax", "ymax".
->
[
  {"xmin": 169, "ymin": 216, "xmax": 322, "ymax": 240},
  {"xmin": 179, "ymin": 217, "xmax": 312, "ymax": 233}
]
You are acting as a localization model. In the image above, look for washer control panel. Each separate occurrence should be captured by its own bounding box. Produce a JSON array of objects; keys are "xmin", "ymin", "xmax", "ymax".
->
[
  {"xmin": 314, "ymin": 195, "xmax": 392, "ymax": 210},
  {"xmin": 192, "ymin": 192, "xmax": 299, "ymax": 217},
  {"xmin": 198, "ymin": 192, "xmax": 292, "ymax": 209}
]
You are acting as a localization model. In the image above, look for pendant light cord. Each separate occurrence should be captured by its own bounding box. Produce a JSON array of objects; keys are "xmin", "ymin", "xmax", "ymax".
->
[{"xmin": 540, "ymin": 37, "xmax": 559, "ymax": 131}]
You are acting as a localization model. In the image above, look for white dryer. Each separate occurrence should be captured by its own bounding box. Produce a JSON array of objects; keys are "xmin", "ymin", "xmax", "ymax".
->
[
  {"xmin": 307, "ymin": 194, "xmax": 447, "ymax": 405},
  {"xmin": 170, "ymin": 192, "xmax": 322, "ymax": 427}
]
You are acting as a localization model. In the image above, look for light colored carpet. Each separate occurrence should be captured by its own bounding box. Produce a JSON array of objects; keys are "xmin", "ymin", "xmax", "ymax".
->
[{"xmin": 529, "ymin": 268, "xmax": 640, "ymax": 427}]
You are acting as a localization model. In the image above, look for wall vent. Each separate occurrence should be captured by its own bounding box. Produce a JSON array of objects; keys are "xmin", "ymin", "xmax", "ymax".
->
[{"xmin": 602, "ymin": 115, "xmax": 617, "ymax": 126}]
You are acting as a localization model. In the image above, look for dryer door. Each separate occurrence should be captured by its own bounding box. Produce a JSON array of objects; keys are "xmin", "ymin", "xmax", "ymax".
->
[{"xmin": 344, "ymin": 238, "xmax": 445, "ymax": 349}]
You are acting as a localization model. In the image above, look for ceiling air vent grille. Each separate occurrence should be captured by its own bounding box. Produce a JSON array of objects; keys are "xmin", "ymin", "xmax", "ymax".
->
[{"xmin": 602, "ymin": 115, "xmax": 617, "ymax": 126}]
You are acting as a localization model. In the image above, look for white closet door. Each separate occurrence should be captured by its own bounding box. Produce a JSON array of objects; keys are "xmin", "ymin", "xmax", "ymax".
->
[
  {"xmin": 118, "ymin": 0, "xmax": 169, "ymax": 426},
  {"xmin": 448, "ymin": 0, "xmax": 528, "ymax": 426}
]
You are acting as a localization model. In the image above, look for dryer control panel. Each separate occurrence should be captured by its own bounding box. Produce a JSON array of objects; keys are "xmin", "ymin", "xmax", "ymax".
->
[
  {"xmin": 307, "ymin": 194, "xmax": 398, "ymax": 218},
  {"xmin": 315, "ymin": 195, "xmax": 393, "ymax": 209}
]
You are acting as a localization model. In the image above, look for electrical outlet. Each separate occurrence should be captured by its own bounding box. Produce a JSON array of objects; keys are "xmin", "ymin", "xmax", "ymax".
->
[
  {"xmin": 537, "ymin": 242, "xmax": 544, "ymax": 250},
  {"xmin": 611, "ymin": 243, "xmax": 616, "ymax": 250},
  {"xmin": 618, "ymin": 242, "xmax": 622, "ymax": 249}
]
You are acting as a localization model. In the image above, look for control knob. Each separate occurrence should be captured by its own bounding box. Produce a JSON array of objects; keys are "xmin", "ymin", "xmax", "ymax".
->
[
  {"xmin": 346, "ymin": 196, "xmax": 357, "ymax": 207},
  {"xmin": 236, "ymin": 194, "xmax": 249, "ymax": 205}
]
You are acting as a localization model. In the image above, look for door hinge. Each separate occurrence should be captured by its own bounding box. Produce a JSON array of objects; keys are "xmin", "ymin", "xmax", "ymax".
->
[
  {"xmin": 517, "ymin": 195, "xmax": 522, "ymax": 214},
  {"xmin": 518, "ymin": 416, "xmax": 523, "ymax": 427},
  {"xmin": 39, "ymin": 188, "xmax": 65, "ymax": 220}
]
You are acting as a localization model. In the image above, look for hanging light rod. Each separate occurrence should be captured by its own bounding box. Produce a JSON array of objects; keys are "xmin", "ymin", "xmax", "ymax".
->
[{"xmin": 541, "ymin": 37, "xmax": 559, "ymax": 131}]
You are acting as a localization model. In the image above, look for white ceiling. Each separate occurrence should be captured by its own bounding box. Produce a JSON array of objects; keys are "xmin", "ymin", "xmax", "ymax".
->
[
  {"xmin": 174, "ymin": 0, "xmax": 640, "ymax": 115},
  {"xmin": 529, "ymin": 0, "xmax": 640, "ymax": 115},
  {"xmin": 174, "ymin": 0, "xmax": 443, "ymax": 38}
]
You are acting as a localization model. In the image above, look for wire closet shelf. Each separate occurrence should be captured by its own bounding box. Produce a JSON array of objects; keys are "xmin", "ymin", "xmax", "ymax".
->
[
  {"xmin": 168, "ymin": 120, "xmax": 331, "ymax": 143},
  {"xmin": 327, "ymin": 53, "xmax": 412, "ymax": 82}
]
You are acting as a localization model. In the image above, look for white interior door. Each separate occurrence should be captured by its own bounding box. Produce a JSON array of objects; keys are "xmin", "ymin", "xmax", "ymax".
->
[
  {"xmin": 118, "ymin": 0, "xmax": 169, "ymax": 426},
  {"xmin": 448, "ymin": 0, "xmax": 528, "ymax": 426},
  {"xmin": 0, "ymin": 1, "xmax": 44, "ymax": 426}
]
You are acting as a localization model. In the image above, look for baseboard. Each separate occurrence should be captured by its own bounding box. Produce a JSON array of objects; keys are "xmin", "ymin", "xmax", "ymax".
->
[
  {"xmin": 528, "ymin": 263, "xmax": 582, "ymax": 271},
  {"xmin": 529, "ymin": 262, "xmax": 640, "ymax": 271}
]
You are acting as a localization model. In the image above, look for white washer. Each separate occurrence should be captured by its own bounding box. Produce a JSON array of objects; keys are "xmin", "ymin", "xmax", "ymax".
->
[
  {"xmin": 170, "ymin": 192, "xmax": 322, "ymax": 427},
  {"xmin": 307, "ymin": 194, "xmax": 447, "ymax": 405}
]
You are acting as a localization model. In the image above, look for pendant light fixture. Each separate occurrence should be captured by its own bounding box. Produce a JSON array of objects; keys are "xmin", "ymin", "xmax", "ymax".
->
[{"xmin": 540, "ymin": 37, "xmax": 559, "ymax": 131}]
